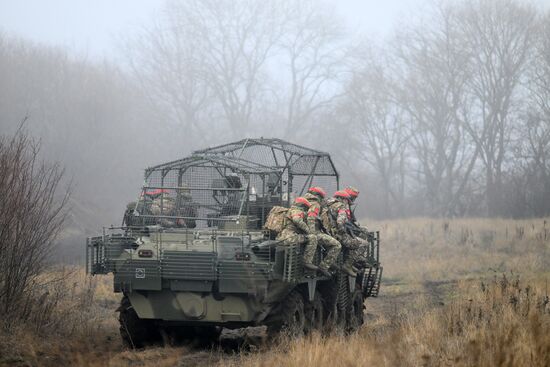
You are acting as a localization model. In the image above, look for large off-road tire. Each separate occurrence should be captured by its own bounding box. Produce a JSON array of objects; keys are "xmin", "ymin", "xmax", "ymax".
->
[
  {"xmin": 304, "ymin": 292, "xmax": 324, "ymax": 334},
  {"xmin": 161, "ymin": 325, "xmax": 221, "ymax": 347},
  {"xmin": 319, "ymin": 281, "xmax": 346, "ymax": 333},
  {"xmin": 267, "ymin": 290, "xmax": 306, "ymax": 339},
  {"xmin": 118, "ymin": 295, "xmax": 161, "ymax": 349},
  {"xmin": 346, "ymin": 290, "xmax": 365, "ymax": 333}
]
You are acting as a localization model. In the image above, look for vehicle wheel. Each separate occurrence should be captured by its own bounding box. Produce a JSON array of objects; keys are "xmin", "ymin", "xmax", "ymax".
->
[
  {"xmin": 346, "ymin": 290, "xmax": 365, "ymax": 333},
  {"xmin": 161, "ymin": 325, "xmax": 220, "ymax": 347},
  {"xmin": 267, "ymin": 290, "xmax": 306, "ymax": 338},
  {"xmin": 282, "ymin": 290, "xmax": 306, "ymax": 337},
  {"xmin": 319, "ymin": 282, "xmax": 346, "ymax": 334},
  {"xmin": 118, "ymin": 295, "xmax": 161, "ymax": 348},
  {"xmin": 192, "ymin": 326, "xmax": 222, "ymax": 347},
  {"xmin": 304, "ymin": 292, "xmax": 324, "ymax": 334}
]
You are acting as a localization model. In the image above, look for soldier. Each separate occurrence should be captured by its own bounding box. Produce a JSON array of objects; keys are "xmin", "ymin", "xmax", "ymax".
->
[
  {"xmin": 344, "ymin": 187, "xmax": 362, "ymax": 227},
  {"xmin": 344, "ymin": 186, "xmax": 370, "ymax": 269},
  {"xmin": 123, "ymin": 202, "xmax": 137, "ymax": 227},
  {"xmin": 323, "ymin": 190, "xmax": 365, "ymax": 277},
  {"xmin": 304, "ymin": 187, "xmax": 341, "ymax": 277},
  {"xmin": 276, "ymin": 197, "xmax": 319, "ymax": 273}
]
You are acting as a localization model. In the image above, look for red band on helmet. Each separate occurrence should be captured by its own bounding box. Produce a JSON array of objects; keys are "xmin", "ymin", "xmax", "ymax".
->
[
  {"xmin": 308, "ymin": 207, "xmax": 320, "ymax": 217},
  {"xmin": 334, "ymin": 190, "xmax": 351, "ymax": 199},
  {"xmin": 308, "ymin": 186, "xmax": 326, "ymax": 198},
  {"xmin": 344, "ymin": 187, "xmax": 359, "ymax": 198},
  {"xmin": 295, "ymin": 197, "xmax": 312, "ymax": 208},
  {"xmin": 145, "ymin": 189, "xmax": 170, "ymax": 196}
]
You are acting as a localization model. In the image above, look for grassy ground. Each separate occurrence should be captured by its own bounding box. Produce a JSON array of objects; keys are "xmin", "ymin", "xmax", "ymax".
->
[{"xmin": 2, "ymin": 218, "xmax": 550, "ymax": 366}]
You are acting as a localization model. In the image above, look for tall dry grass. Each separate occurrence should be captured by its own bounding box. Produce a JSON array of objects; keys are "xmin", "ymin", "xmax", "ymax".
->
[
  {"xmin": 373, "ymin": 217, "xmax": 550, "ymax": 283},
  {"xmin": 0, "ymin": 267, "xmax": 121, "ymax": 366},
  {"xmin": 1, "ymin": 217, "xmax": 549, "ymax": 366},
  {"xmin": 220, "ymin": 276, "xmax": 550, "ymax": 367}
]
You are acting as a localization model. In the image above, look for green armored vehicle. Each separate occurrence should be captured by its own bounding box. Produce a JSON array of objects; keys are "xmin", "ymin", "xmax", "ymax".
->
[{"xmin": 86, "ymin": 138, "xmax": 382, "ymax": 347}]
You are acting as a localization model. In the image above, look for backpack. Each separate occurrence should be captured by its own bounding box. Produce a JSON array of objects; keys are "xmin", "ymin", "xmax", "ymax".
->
[{"xmin": 263, "ymin": 206, "xmax": 289, "ymax": 235}]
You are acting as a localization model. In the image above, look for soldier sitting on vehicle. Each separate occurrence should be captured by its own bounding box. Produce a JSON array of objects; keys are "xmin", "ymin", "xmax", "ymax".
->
[
  {"xmin": 344, "ymin": 187, "xmax": 365, "ymax": 229},
  {"xmin": 175, "ymin": 189, "xmax": 197, "ymax": 228},
  {"xmin": 304, "ymin": 187, "xmax": 341, "ymax": 277},
  {"xmin": 122, "ymin": 201, "xmax": 137, "ymax": 227},
  {"xmin": 323, "ymin": 190, "xmax": 367, "ymax": 277},
  {"xmin": 276, "ymin": 197, "xmax": 319, "ymax": 273},
  {"xmin": 344, "ymin": 186, "xmax": 371, "ymax": 262}
]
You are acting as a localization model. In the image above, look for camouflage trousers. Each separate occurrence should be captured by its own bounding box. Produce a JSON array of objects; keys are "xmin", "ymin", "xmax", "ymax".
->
[
  {"xmin": 278, "ymin": 229, "xmax": 317, "ymax": 257},
  {"xmin": 303, "ymin": 233, "xmax": 342, "ymax": 270},
  {"xmin": 340, "ymin": 236, "xmax": 369, "ymax": 268}
]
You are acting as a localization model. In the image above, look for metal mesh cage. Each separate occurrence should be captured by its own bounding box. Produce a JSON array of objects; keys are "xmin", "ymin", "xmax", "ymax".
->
[
  {"xmin": 195, "ymin": 138, "xmax": 339, "ymax": 196},
  {"xmin": 128, "ymin": 138, "xmax": 339, "ymax": 230}
]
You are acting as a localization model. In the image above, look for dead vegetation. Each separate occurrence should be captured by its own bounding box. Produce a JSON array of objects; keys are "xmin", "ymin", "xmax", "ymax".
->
[
  {"xmin": 218, "ymin": 276, "xmax": 550, "ymax": 367},
  {"xmin": 0, "ymin": 268, "xmax": 121, "ymax": 366},
  {"xmin": 0, "ymin": 126, "xmax": 69, "ymax": 327},
  {"xmin": 1, "ymin": 217, "xmax": 550, "ymax": 366}
]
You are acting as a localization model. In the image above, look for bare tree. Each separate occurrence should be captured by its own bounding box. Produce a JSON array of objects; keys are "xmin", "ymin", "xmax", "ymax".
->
[
  {"xmin": 123, "ymin": 14, "xmax": 212, "ymax": 146},
  {"xmin": 171, "ymin": 0, "xmax": 284, "ymax": 139},
  {"xmin": 0, "ymin": 125, "xmax": 69, "ymax": 327},
  {"xmin": 276, "ymin": 0, "xmax": 347, "ymax": 138},
  {"xmin": 458, "ymin": 0, "xmax": 537, "ymax": 216},
  {"xmin": 340, "ymin": 48, "xmax": 408, "ymax": 217},
  {"xmin": 516, "ymin": 12, "xmax": 550, "ymax": 216},
  {"xmin": 392, "ymin": 3, "xmax": 479, "ymax": 216},
  {"xmin": 126, "ymin": 0, "xmax": 348, "ymax": 142}
]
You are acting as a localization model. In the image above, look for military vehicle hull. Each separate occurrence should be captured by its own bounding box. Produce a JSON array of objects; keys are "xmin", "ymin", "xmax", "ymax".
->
[{"xmin": 86, "ymin": 138, "xmax": 382, "ymax": 347}]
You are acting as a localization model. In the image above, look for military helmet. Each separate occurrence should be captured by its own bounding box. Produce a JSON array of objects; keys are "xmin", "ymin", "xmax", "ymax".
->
[
  {"xmin": 333, "ymin": 190, "xmax": 351, "ymax": 201},
  {"xmin": 344, "ymin": 186, "xmax": 359, "ymax": 201},
  {"xmin": 294, "ymin": 196, "xmax": 312, "ymax": 208},
  {"xmin": 307, "ymin": 186, "xmax": 327, "ymax": 199}
]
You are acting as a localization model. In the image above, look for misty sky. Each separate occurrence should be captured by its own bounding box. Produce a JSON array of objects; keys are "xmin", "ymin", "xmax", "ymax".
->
[{"xmin": 0, "ymin": 0, "xmax": 433, "ymax": 59}]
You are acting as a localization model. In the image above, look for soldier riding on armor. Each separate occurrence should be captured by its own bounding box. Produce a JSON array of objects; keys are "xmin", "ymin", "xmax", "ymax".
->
[
  {"xmin": 303, "ymin": 187, "xmax": 341, "ymax": 277},
  {"xmin": 277, "ymin": 197, "xmax": 322, "ymax": 274},
  {"xmin": 322, "ymin": 191, "xmax": 366, "ymax": 277}
]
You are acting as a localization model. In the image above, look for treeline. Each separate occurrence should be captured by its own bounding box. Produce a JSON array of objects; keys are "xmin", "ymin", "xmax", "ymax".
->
[
  {"xmin": 0, "ymin": 36, "xmax": 170, "ymax": 225},
  {"xmin": 127, "ymin": 0, "xmax": 550, "ymax": 219},
  {"xmin": 339, "ymin": 0, "xmax": 550, "ymax": 219},
  {"xmin": 1, "ymin": 0, "xmax": 549, "ymax": 228},
  {"xmin": 0, "ymin": 35, "xmax": 177, "ymax": 258}
]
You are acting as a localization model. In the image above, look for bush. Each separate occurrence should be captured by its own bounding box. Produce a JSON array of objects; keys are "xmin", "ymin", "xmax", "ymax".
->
[{"xmin": 0, "ymin": 125, "xmax": 69, "ymax": 329}]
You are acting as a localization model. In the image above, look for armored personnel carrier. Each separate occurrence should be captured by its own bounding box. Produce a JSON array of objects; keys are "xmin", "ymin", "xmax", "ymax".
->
[{"xmin": 86, "ymin": 138, "xmax": 382, "ymax": 347}]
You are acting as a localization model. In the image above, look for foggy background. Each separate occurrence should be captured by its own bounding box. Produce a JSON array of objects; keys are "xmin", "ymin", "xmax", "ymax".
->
[{"xmin": 1, "ymin": 0, "xmax": 550, "ymax": 259}]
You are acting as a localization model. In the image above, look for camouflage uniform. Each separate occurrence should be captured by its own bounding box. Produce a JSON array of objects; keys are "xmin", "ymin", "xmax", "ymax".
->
[
  {"xmin": 303, "ymin": 192, "xmax": 341, "ymax": 271},
  {"xmin": 277, "ymin": 204, "xmax": 317, "ymax": 254},
  {"xmin": 325, "ymin": 197, "xmax": 367, "ymax": 270},
  {"xmin": 123, "ymin": 202, "xmax": 137, "ymax": 227},
  {"xmin": 344, "ymin": 186, "xmax": 370, "ymax": 266}
]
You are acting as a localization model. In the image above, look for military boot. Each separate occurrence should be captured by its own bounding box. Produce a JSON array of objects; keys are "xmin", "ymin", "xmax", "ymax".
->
[
  {"xmin": 317, "ymin": 266, "xmax": 332, "ymax": 277},
  {"xmin": 304, "ymin": 262, "xmax": 319, "ymax": 272},
  {"xmin": 342, "ymin": 264, "xmax": 357, "ymax": 278}
]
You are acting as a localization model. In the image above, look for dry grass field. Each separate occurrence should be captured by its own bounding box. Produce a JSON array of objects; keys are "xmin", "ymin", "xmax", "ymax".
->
[{"xmin": 2, "ymin": 217, "xmax": 550, "ymax": 367}]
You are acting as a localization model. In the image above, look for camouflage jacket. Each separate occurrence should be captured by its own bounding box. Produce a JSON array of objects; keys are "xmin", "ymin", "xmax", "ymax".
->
[
  {"xmin": 282, "ymin": 205, "xmax": 310, "ymax": 234},
  {"xmin": 324, "ymin": 198, "xmax": 351, "ymax": 235},
  {"xmin": 304, "ymin": 192, "xmax": 324, "ymax": 233}
]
